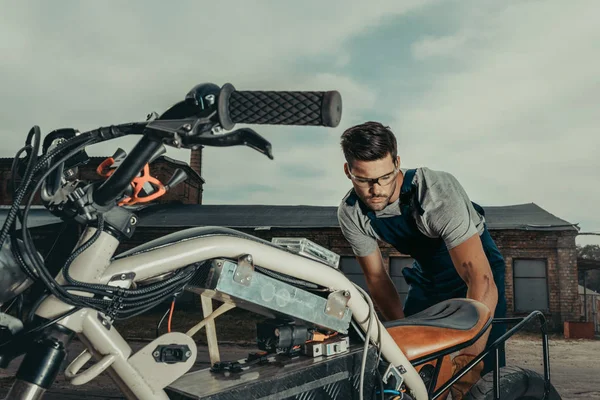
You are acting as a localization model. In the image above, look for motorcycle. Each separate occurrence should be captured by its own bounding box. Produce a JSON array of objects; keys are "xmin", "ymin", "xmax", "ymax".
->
[{"xmin": 0, "ymin": 82, "xmax": 561, "ymax": 400}]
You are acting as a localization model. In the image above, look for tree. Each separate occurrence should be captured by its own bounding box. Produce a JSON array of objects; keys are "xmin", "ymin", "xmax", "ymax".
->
[
  {"xmin": 578, "ymin": 244, "xmax": 600, "ymax": 260},
  {"xmin": 578, "ymin": 244, "xmax": 600, "ymax": 293}
]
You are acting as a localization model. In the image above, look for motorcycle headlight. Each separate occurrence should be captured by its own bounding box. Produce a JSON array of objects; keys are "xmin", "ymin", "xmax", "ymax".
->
[{"xmin": 0, "ymin": 238, "xmax": 38, "ymax": 306}]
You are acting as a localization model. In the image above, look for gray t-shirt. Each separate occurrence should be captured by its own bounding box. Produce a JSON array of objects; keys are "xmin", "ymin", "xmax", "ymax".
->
[{"xmin": 337, "ymin": 167, "xmax": 486, "ymax": 257}]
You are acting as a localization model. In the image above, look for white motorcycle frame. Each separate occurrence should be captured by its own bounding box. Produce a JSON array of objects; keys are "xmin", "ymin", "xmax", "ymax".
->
[{"xmin": 31, "ymin": 225, "xmax": 431, "ymax": 400}]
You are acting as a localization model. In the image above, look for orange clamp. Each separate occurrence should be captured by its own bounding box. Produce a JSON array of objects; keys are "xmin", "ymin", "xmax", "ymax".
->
[{"xmin": 96, "ymin": 157, "xmax": 166, "ymax": 206}]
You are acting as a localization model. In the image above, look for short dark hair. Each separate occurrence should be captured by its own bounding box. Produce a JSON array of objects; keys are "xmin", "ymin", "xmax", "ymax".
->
[{"xmin": 340, "ymin": 121, "xmax": 397, "ymax": 168}]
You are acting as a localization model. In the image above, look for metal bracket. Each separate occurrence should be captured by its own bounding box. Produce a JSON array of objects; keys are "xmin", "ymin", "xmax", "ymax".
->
[
  {"xmin": 109, "ymin": 272, "xmax": 136, "ymax": 283},
  {"xmin": 325, "ymin": 290, "xmax": 350, "ymax": 319},
  {"xmin": 233, "ymin": 254, "xmax": 254, "ymax": 286},
  {"xmin": 97, "ymin": 313, "xmax": 112, "ymax": 330},
  {"xmin": 382, "ymin": 363, "xmax": 405, "ymax": 392}
]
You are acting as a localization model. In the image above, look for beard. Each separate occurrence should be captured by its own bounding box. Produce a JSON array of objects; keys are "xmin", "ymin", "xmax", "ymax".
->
[
  {"xmin": 366, "ymin": 195, "xmax": 390, "ymax": 210},
  {"xmin": 357, "ymin": 190, "xmax": 393, "ymax": 211}
]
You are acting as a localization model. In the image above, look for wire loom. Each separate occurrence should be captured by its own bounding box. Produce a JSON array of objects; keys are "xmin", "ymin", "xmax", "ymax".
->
[{"xmin": 0, "ymin": 125, "xmax": 201, "ymax": 324}]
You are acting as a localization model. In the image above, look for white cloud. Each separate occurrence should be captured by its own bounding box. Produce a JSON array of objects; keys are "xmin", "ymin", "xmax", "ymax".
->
[
  {"xmin": 393, "ymin": 0, "xmax": 600, "ymax": 243},
  {"xmin": 200, "ymin": 72, "xmax": 378, "ymax": 205},
  {"xmin": 411, "ymin": 33, "xmax": 468, "ymax": 60},
  {"xmin": 0, "ymin": 0, "xmax": 428, "ymax": 210},
  {"xmin": 1, "ymin": 0, "xmax": 599, "ymax": 247}
]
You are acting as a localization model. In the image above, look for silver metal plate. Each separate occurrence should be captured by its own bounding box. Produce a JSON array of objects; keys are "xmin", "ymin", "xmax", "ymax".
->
[
  {"xmin": 233, "ymin": 254, "xmax": 254, "ymax": 286},
  {"xmin": 212, "ymin": 260, "xmax": 352, "ymax": 333},
  {"xmin": 325, "ymin": 290, "xmax": 351, "ymax": 319}
]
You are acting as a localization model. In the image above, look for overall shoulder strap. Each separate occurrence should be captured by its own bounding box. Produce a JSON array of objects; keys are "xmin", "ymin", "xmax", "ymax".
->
[
  {"xmin": 471, "ymin": 201, "xmax": 486, "ymax": 216},
  {"xmin": 399, "ymin": 169, "xmax": 425, "ymax": 216}
]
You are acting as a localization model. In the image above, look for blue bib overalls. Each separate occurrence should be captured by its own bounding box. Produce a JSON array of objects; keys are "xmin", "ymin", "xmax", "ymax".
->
[{"xmin": 345, "ymin": 168, "xmax": 507, "ymax": 375}]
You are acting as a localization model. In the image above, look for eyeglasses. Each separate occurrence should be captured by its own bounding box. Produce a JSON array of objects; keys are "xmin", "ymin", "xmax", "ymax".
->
[{"xmin": 348, "ymin": 167, "xmax": 399, "ymax": 188}]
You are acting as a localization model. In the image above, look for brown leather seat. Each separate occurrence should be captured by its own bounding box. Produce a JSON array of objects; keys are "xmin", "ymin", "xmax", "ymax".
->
[{"xmin": 384, "ymin": 298, "xmax": 492, "ymax": 362}]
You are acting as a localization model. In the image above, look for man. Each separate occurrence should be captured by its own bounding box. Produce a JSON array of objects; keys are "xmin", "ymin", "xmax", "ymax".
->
[{"xmin": 337, "ymin": 121, "xmax": 507, "ymax": 399}]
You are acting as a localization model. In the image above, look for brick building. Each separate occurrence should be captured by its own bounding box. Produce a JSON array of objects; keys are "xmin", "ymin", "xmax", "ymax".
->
[{"xmin": 0, "ymin": 150, "xmax": 582, "ymax": 331}]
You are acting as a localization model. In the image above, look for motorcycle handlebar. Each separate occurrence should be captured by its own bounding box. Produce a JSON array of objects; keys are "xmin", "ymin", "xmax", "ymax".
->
[
  {"xmin": 217, "ymin": 83, "xmax": 342, "ymax": 130},
  {"xmin": 91, "ymin": 82, "xmax": 343, "ymax": 208}
]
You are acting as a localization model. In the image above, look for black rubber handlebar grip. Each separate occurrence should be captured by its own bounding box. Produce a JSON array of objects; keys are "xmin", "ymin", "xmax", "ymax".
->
[{"xmin": 217, "ymin": 83, "xmax": 342, "ymax": 130}]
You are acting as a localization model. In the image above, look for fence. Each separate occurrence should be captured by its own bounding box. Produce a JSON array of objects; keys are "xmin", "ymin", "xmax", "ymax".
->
[{"xmin": 580, "ymin": 292, "xmax": 600, "ymax": 333}]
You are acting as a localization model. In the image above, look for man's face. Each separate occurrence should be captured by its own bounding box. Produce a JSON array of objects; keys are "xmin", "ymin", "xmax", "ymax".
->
[{"xmin": 345, "ymin": 153, "xmax": 400, "ymax": 211}]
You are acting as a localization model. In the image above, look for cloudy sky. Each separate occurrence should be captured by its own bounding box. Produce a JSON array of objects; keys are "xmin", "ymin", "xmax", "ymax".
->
[{"xmin": 1, "ymin": 1, "xmax": 599, "ymax": 246}]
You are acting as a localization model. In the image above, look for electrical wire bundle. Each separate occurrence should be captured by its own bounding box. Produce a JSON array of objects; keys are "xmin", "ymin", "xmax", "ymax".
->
[{"xmin": 0, "ymin": 125, "xmax": 200, "ymax": 326}]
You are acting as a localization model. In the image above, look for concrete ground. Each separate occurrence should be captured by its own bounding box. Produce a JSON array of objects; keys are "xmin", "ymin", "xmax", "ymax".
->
[{"xmin": 0, "ymin": 333, "xmax": 598, "ymax": 399}]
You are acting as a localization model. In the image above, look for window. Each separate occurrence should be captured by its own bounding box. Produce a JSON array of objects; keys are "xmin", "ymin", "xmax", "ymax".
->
[
  {"xmin": 339, "ymin": 256, "xmax": 368, "ymax": 292},
  {"xmin": 389, "ymin": 257, "xmax": 413, "ymax": 301},
  {"xmin": 513, "ymin": 259, "xmax": 549, "ymax": 313}
]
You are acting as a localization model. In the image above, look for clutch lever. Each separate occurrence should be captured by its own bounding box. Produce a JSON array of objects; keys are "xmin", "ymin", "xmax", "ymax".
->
[
  {"xmin": 143, "ymin": 117, "xmax": 273, "ymax": 159},
  {"xmin": 188, "ymin": 128, "xmax": 274, "ymax": 160}
]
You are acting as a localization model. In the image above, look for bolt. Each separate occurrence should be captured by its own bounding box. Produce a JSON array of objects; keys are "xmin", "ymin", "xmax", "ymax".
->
[
  {"xmin": 130, "ymin": 216, "xmax": 137, "ymax": 225},
  {"xmin": 182, "ymin": 124, "xmax": 192, "ymax": 131},
  {"xmin": 153, "ymin": 351, "xmax": 160, "ymax": 358},
  {"xmin": 126, "ymin": 228, "xmax": 131, "ymax": 234},
  {"xmin": 217, "ymin": 261, "xmax": 223, "ymax": 267},
  {"xmin": 120, "ymin": 274, "xmax": 127, "ymax": 280},
  {"xmin": 343, "ymin": 291, "xmax": 350, "ymax": 297},
  {"xmin": 205, "ymin": 94, "xmax": 215, "ymax": 105},
  {"xmin": 185, "ymin": 351, "xmax": 192, "ymax": 358}
]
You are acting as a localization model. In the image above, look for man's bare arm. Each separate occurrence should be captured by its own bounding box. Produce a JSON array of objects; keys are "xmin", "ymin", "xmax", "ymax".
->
[
  {"xmin": 356, "ymin": 248, "xmax": 405, "ymax": 321},
  {"xmin": 448, "ymin": 232, "xmax": 498, "ymax": 355}
]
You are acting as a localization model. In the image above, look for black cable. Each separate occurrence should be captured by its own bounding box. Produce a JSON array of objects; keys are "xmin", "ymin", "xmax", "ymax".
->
[
  {"xmin": 6, "ymin": 123, "xmax": 197, "ymax": 322},
  {"xmin": 19, "ymin": 138, "xmax": 102, "ymax": 308},
  {"xmin": 26, "ymin": 292, "xmax": 49, "ymax": 325},
  {"xmin": 9, "ymin": 145, "xmax": 31, "ymax": 229},
  {"xmin": 0, "ymin": 129, "xmax": 93, "ymax": 248},
  {"xmin": 255, "ymin": 266, "xmax": 319, "ymax": 289},
  {"xmin": 0, "ymin": 126, "xmax": 43, "ymax": 247}
]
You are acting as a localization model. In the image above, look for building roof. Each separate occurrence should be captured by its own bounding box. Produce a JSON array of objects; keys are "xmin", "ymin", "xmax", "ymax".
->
[
  {"xmin": 579, "ymin": 284, "xmax": 600, "ymax": 296},
  {"xmin": 579, "ymin": 257, "xmax": 600, "ymax": 271},
  {"xmin": 1, "ymin": 202, "xmax": 579, "ymax": 232}
]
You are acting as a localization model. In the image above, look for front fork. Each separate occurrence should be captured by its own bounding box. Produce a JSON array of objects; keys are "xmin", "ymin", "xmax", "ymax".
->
[{"xmin": 4, "ymin": 325, "xmax": 74, "ymax": 400}]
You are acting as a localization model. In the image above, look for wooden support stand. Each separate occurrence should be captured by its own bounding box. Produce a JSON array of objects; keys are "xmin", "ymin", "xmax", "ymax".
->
[{"xmin": 201, "ymin": 294, "xmax": 220, "ymax": 365}]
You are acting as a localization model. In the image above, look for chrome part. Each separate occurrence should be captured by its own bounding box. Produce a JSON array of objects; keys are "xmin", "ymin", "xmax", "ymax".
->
[
  {"xmin": 3, "ymin": 380, "xmax": 46, "ymax": 400},
  {"xmin": 0, "ymin": 238, "xmax": 36, "ymax": 305}
]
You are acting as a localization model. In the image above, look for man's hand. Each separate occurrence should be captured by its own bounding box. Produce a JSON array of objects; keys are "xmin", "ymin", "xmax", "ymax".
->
[
  {"xmin": 356, "ymin": 248, "xmax": 405, "ymax": 321},
  {"xmin": 448, "ymin": 232, "xmax": 498, "ymax": 356}
]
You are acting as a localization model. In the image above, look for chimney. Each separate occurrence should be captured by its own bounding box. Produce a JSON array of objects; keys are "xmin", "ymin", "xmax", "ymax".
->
[{"xmin": 190, "ymin": 146, "xmax": 203, "ymax": 178}]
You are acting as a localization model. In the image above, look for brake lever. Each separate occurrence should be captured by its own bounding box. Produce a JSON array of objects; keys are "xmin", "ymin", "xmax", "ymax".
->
[{"xmin": 189, "ymin": 128, "xmax": 274, "ymax": 160}]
